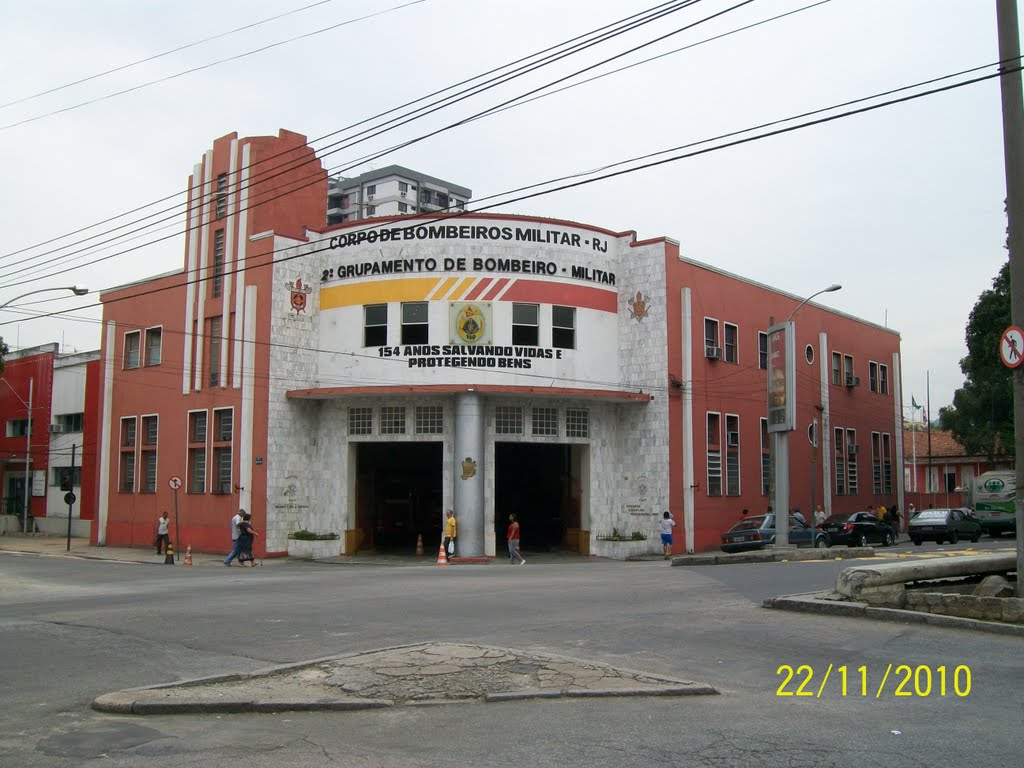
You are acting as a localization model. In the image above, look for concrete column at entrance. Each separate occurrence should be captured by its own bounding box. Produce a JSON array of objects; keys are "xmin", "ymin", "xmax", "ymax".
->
[{"xmin": 454, "ymin": 393, "xmax": 485, "ymax": 557}]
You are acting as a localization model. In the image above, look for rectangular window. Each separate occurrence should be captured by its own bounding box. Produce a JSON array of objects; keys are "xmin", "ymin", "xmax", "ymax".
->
[
  {"xmin": 871, "ymin": 432, "xmax": 882, "ymax": 494},
  {"xmin": 495, "ymin": 406, "xmax": 523, "ymax": 435},
  {"xmin": 213, "ymin": 447, "xmax": 232, "ymax": 494},
  {"xmin": 212, "ymin": 229, "xmax": 225, "ymax": 298},
  {"xmin": 188, "ymin": 410, "xmax": 207, "ymax": 494},
  {"xmin": 881, "ymin": 433, "xmax": 892, "ymax": 494},
  {"xmin": 189, "ymin": 411, "xmax": 207, "ymax": 443},
  {"xmin": 566, "ymin": 408, "xmax": 589, "ymax": 438},
  {"xmin": 120, "ymin": 451, "xmax": 135, "ymax": 493},
  {"xmin": 349, "ymin": 407, "xmax": 373, "ymax": 435},
  {"xmin": 834, "ymin": 427, "xmax": 846, "ymax": 495},
  {"xmin": 398, "ymin": 202, "xmax": 408, "ymax": 213},
  {"xmin": 758, "ymin": 332, "xmax": 768, "ymax": 370},
  {"xmin": 704, "ymin": 318, "xmax": 719, "ymax": 350},
  {"xmin": 415, "ymin": 405, "xmax": 444, "ymax": 434},
  {"xmin": 366, "ymin": 184, "xmax": 376, "ymax": 196},
  {"xmin": 141, "ymin": 451, "xmax": 157, "ymax": 493},
  {"xmin": 869, "ymin": 361, "xmax": 878, "ymax": 393},
  {"xmin": 532, "ymin": 407, "xmax": 558, "ymax": 436},
  {"xmin": 142, "ymin": 415, "xmax": 158, "ymax": 445},
  {"xmin": 380, "ymin": 406, "xmax": 407, "ymax": 435},
  {"xmin": 843, "ymin": 354, "xmax": 854, "ymax": 384},
  {"xmin": 831, "ymin": 351, "xmax": 842, "ymax": 386},
  {"xmin": 760, "ymin": 418, "xmax": 770, "ymax": 496},
  {"xmin": 124, "ymin": 331, "xmax": 141, "ymax": 369},
  {"xmin": 723, "ymin": 323, "xmax": 738, "ymax": 364},
  {"xmin": 145, "ymin": 327, "xmax": 162, "ymax": 366},
  {"xmin": 208, "ymin": 316, "xmax": 222, "ymax": 387},
  {"xmin": 846, "ymin": 428, "xmax": 858, "ymax": 494},
  {"xmin": 552, "ymin": 306, "xmax": 575, "ymax": 350},
  {"xmin": 725, "ymin": 414, "xmax": 740, "ymax": 495},
  {"xmin": 214, "ymin": 408, "xmax": 233, "ymax": 442},
  {"xmin": 366, "ymin": 204, "xmax": 376, "ymax": 216},
  {"xmin": 364, "ymin": 304, "xmax": 387, "ymax": 347},
  {"xmin": 880, "ymin": 364, "xmax": 889, "ymax": 395},
  {"xmin": 945, "ymin": 467, "xmax": 957, "ymax": 493},
  {"xmin": 401, "ymin": 302, "xmax": 428, "ymax": 344},
  {"xmin": 216, "ymin": 173, "xmax": 228, "ymax": 219},
  {"xmin": 706, "ymin": 412, "xmax": 722, "ymax": 497},
  {"xmin": 51, "ymin": 466, "xmax": 82, "ymax": 487},
  {"xmin": 512, "ymin": 303, "xmax": 539, "ymax": 346},
  {"xmin": 58, "ymin": 413, "xmax": 84, "ymax": 433},
  {"xmin": 398, "ymin": 181, "xmax": 408, "ymax": 193},
  {"xmin": 6, "ymin": 419, "xmax": 28, "ymax": 437},
  {"xmin": 121, "ymin": 416, "xmax": 136, "ymax": 447}
]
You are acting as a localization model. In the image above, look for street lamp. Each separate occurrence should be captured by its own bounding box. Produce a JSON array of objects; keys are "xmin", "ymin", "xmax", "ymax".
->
[
  {"xmin": 770, "ymin": 284, "xmax": 842, "ymax": 548},
  {"xmin": 0, "ymin": 285, "xmax": 88, "ymax": 534}
]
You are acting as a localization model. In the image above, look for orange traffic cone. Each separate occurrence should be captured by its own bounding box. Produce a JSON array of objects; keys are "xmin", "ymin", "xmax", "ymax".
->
[
  {"xmin": 416, "ymin": 533, "xmax": 424, "ymax": 556},
  {"xmin": 436, "ymin": 542, "xmax": 448, "ymax": 566},
  {"xmin": 183, "ymin": 546, "xmax": 193, "ymax": 567}
]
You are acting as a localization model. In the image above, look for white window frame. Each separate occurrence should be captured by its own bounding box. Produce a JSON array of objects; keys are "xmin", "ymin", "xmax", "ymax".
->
[{"xmin": 123, "ymin": 330, "xmax": 141, "ymax": 370}]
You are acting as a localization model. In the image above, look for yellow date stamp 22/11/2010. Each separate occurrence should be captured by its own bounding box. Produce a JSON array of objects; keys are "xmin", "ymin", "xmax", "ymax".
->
[{"xmin": 776, "ymin": 664, "xmax": 972, "ymax": 698}]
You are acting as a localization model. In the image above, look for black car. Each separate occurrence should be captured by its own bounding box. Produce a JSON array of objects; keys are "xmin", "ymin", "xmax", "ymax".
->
[
  {"xmin": 819, "ymin": 511, "xmax": 893, "ymax": 547},
  {"xmin": 908, "ymin": 507, "xmax": 982, "ymax": 545},
  {"xmin": 720, "ymin": 514, "xmax": 828, "ymax": 553}
]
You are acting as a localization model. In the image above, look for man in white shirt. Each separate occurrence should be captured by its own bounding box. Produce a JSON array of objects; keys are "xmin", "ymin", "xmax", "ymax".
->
[{"xmin": 223, "ymin": 509, "xmax": 246, "ymax": 566}]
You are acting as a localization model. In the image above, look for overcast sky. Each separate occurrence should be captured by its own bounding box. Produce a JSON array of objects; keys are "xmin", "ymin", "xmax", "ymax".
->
[{"xmin": 0, "ymin": 0, "xmax": 1015, "ymax": 414}]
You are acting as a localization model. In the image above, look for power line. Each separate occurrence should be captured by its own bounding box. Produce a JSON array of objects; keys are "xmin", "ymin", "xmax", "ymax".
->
[{"xmin": 0, "ymin": 0, "xmax": 339, "ymax": 110}]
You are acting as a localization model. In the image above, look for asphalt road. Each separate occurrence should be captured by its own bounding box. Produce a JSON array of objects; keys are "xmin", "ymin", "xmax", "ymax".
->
[{"xmin": 0, "ymin": 544, "xmax": 1020, "ymax": 768}]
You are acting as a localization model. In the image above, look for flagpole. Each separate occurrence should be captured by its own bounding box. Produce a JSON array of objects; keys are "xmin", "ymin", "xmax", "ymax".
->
[
  {"xmin": 912, "ymin": 415, "xmax": 918, "ymax": 493},
  {"xmin": 927, "ymin": 372, "xmax": 933, "ymax": 501}
]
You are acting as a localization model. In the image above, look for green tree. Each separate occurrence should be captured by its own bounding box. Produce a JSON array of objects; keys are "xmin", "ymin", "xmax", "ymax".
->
[
  {"xmin": 939, "ymin": 261, "xmax": 1014, "ymax": 458},
  {"xmin": 0, "ymin": 336, "xmax": 7, "ymax": 374}
]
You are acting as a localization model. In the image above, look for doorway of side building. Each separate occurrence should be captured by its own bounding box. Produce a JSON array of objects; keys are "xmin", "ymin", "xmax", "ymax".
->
[
  {"xmin": 354, "ymin": 442, "xmax": 442, "ymax": 552},
  {"xmin": 494, "ymin": 443, "xmax": 585, "ymax": 554}
]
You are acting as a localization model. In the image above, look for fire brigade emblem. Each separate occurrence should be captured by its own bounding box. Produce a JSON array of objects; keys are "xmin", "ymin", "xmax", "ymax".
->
[
  {"xmin": 628, "ymin": 291, "xmax": 650, "ymax": 322},
  {"xmin": 287, "ymin": 278, "xmax": 312, "ymax": 314},
  {"xmin": 461, "ymin": 457, "xmax": 477, "ymax": 480},
  {"xmin": 456, "ymin": 304, "xmax": 486, "ymax": 343}
]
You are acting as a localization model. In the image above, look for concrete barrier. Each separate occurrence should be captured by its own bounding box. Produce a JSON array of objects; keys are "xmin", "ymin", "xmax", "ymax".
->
[{"xmin": 835, "ymin": 554, "xmax": 1016, "ymax": 607}]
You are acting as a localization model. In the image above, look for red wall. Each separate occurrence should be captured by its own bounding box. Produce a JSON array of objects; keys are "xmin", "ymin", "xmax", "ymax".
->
[{"xmin": 0, "ymin": 350, "xmax": 54, "ymax": 520}]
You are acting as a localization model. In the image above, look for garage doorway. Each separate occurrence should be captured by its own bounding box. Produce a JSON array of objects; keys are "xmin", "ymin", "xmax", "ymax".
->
[
  {"xmin": 354, "ymin": 442, "xmax": 442, "ymax": 552},
  {"xmin": 494, "ymin": 443, "xmax": 583, "ymax": 553}
]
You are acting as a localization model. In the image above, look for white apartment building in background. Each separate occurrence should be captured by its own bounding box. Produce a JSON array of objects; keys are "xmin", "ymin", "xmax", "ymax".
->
[{"xmin": 327, "ymin": 165, "xmax": 472, "ymax": 225}]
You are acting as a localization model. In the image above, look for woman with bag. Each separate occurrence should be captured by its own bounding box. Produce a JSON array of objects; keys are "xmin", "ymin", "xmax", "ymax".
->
[{"xmin": 443, "ymin": 509, "xmax": 457, "ymax": 563}]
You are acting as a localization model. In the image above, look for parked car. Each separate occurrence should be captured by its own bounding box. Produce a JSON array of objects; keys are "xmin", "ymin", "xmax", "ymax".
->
[
  {"xmin": 818, "ymin": 511, "xmax": 893, "ymax": 547},
  {"xmin": 720, "ymin": 514, "xmax": 828, "ymax": 553},
  {"xmin": 908, "ymin": 507, "xmax": 981, "ymax": 545}
]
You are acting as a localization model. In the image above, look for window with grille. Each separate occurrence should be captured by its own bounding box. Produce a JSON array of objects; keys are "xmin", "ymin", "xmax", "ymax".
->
[
  {"xmin": 380, "ymin": 406, "xmax": 407, "ymax": 435},
  {"xmin": 869, "ymin": 361, "xmax": 878, "ymax": 393},
  {"xmin": 831, "ymin": 351, "xmax": 842, "ymax": 386},
  {"xmin": 552, "ymin": 306, "xmax": 575, "ymax": 349},
  {"xmin": 565, "ymin": 408, "xmax": 589, "ymax": 438},
  {"xmin": 880, "ymin": 364, "xmax": 889, "ymax": 395},
  {"xmin": 707, "ymin": 412, "xmax": 722, "ymax": 496},
  {"xmin": 871, "ymin": 431, "xmax": 882, "ymax": 494},
  {"xmin": 188, "ymin": 411, "xmax": 207, "ymax": 494},
  {"xmin": 216, "ymin": 173, "xmax": 228, "ymax": 219},
  {"xmin": 213, "ymin": 446, "xmax": 232, "ymax": 494},
  {"xmin": 401, "ymin": 302, "xmax": 428, "ymax": 344},
  {"xmin": 214, "ymin": 408, "xmax": 233, "ymax": 442},
  {"xmin": 760, "ymin": 418, "xmax": 770, "ymax": 495},
  {"xmin": 834, "ymin": 427, "xmax": 846, "ymax": 495},
  {"xmin": 415, "ymin": 405, "xmax": 443, "ymax": 434},
  {"xmin": 121, "ymin": 416, "xmax": 136, "ymax": 447},
  {"xmin": 495, "ymin": 406, "xmax": 523, "ymax": 435},
  {"xmin": 145, "ymin": 327, "xmax": 162, "ymax": 366},
  {"xmin": 364, "ymin": 304, "xmax": 387, "ymax": 347},
  {"xmin": 843, "ymin": 354, "xmax": 854, "ymax": 382},
  {"xmin": 512, "ymin": 304, "xmax": 539, "ymax": 346},
  {"xmin": 881, "ymin": 433, "xmax": 892, "ymax": 493},
  {"xmin": 349, "ymin": 407, "xmax": 373, "ymax": 435},
  {"xmin": 189, "ymin": 411, "xmax": 207, "ymax": 443},
  {"xmin": 846, "ymin": 428, "xmax": 858, "ymax": 493},
  {"xmin": 58, "ymin": 413, "xmax": 84, "ymax": 433},
  {"xmin": 124, "ymin": 331, "xmax": 140, "ymax": 369},
  {"xmin": 758, "ymin": 332, "xmax": 768, "ymax": 370},
  {"xmin": 725, "ymin": 414, "xmax": 740, "ymax": 495},
  {"xmin": 120, "ymin": 451, "xmax": 135, "ymax": 493},
  {"xmin": 212, "ymin": 229, "xmax": 225, "ymax": 297},
  {"xmin": 141, "ymin": 451, "xmax": 157, "ymax": 493},
  {"xmin": 208, "ymin": 316, "xmax": 222, "ymax": 387},
  {"xmin": 532, "ymin": 407, "xmax": 557, "ymax": 436}
]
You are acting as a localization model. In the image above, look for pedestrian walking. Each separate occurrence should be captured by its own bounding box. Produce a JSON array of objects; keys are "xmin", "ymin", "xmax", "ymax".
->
[
  {"xmin": 223, "ymin": 508, "xmax": 245, "ymax": 566},
  {"xmin": 507, "ymin": 513, "xmax": 525, "ymax": 565},
  {"xmin": 889, "ymin": 504, "xmax": 901, "ymax": 537},
  {"xmin": 155, "ymin": 512, "xmax": 170, "ymax": 555},
  {"xmin": 235, "ymin": 513, "xmax": 260, "ymax": 566},
  {"xmin": 659, "ymin": 511, "xmax": 676, "ymax": 560},
  {"xmin": 443, "ymin": 509, "xmax": 457, "ymax": 563}
]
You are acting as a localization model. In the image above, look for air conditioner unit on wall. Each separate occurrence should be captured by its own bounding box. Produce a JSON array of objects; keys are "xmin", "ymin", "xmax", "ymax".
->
[
  {"xmin": 48, "ymin": 424, "xmax": 64, "ymax": 434},
  {"xmin": 367, "ymin": 194, "xmax": 375, "ymax": 201},
  {"xmin": 845, "ymin": 374, "xmax": 860, "ymax": 387},
  {"xmin": 727, "ymin": 431, "xmax": 739, "ymax": 447},
  {"xmin": 705, "ymin": 345, "xmax": 723, "ymax": 360}
]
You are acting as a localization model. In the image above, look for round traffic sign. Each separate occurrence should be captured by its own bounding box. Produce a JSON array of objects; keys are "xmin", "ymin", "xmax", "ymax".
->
[
  {"xmin": 64, "ymin": 492, "xmax": 76, "ymax": 505},
  {"xmin": 1000, "ymin": 325, "xmax": 1024, "ymax": 369},
  {"xmin": 168, "ymin": 476, "xmax": 183, "ymax": 490}
]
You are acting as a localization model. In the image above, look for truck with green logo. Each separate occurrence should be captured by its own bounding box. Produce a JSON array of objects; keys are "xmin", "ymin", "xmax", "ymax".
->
[{"xmin": 971, "ymin": 471, "xmax": 1017, "ymax": 537}]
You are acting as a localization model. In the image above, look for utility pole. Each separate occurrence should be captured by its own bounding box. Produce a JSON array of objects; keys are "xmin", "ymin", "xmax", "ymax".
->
[{"xmin": 995, "ymin": 0, "xmax": 1024, "ymax": 596}]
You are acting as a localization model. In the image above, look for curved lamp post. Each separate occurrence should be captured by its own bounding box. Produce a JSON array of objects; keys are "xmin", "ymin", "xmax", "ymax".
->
[
  {"xmin": 771, "ymin": 284, "xmax": 842, "ymax": 548},
  {"xmin": 0, "ymin": 285, "xmax": 89, "ymax": 533}
]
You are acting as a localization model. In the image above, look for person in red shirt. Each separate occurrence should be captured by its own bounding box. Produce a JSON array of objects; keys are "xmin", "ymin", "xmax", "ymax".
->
[{"xmin": 507, "ymin": 513, "xmax": 525, "ymax": 565}]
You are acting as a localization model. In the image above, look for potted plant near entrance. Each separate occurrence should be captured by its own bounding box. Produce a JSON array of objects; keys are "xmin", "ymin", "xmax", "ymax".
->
[
  {"xmin": 592, "ymin": 529, "xmax": 655, "ymax": 560},
  {"xmin": 286, "ymin": 529, "xmax": 341, "ymax": 560}
]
